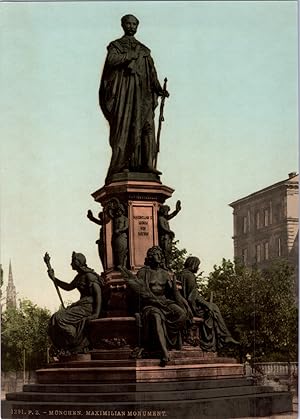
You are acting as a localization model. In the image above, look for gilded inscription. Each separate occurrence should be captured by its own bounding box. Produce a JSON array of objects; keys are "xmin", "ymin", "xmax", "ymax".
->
[{"xmin": 138, "ymin": 219, "xmax": 149, "ymax": 236}]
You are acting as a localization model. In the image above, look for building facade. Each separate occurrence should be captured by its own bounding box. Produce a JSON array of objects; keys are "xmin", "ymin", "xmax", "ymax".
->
[{"xmin": 229, "ymin": 173, "xmax": 298, "ymax": 272}]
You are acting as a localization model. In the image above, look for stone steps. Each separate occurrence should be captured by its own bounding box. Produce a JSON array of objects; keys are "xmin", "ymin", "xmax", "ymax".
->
[
  {"xmin": 89, "ymin": 348, "xmax": 226, "ymax": 361},
  {"xmin": 2, "ymin": 353, "xmax": 293, "ymax": 418},
  {"xmin": 2, "ymin": 391, "xmax": 293, "ymax": 419},
  {"xmin": 47, "ymin": 357, "xmax": 237, "ymax": 369},
  {"xmin": 22, "ymin": 377, "xmax": 252, "ymax": 393},
  {"xmin": 36, "ymin": 363, "xmax": 244, "ymax": 384},
  {"xmin": 6, "ymin": 384, "xmax": 276, "ymax": 403}
]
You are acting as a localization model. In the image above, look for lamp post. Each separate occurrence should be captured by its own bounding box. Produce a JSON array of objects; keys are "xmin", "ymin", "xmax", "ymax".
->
[
  {"xmin": 245, "ymin": 353, "xmax": 252, "ymax": 377},
  {"xmin": 23, "ymin": 348, "xmax": 26, "ymax": 384}
]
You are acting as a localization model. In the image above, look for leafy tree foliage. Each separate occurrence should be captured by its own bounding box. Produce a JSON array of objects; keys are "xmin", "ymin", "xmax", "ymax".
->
[
  {"xmin": 169, "ymin": 240, "xmax": 204, "ymax": 277},
  {"xmin": 206, "ymin": 259, "xmax": 298, "ymax": 362},
  {"xmin": 0, "ymin": 264, "xmax": 3, "ymax": 289},
  {"xmin": 169, "ymin": 240, "xmax": 188, "ymax": 273},
  {"xmin": 1, "ymin": 299, "xmax": 51, "ymax": 371}
]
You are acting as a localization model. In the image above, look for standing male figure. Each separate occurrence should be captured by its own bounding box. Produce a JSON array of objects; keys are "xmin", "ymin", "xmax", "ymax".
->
[{"xmin": 99, "ymin": 14, "xmax": 169, "ymax": 180}]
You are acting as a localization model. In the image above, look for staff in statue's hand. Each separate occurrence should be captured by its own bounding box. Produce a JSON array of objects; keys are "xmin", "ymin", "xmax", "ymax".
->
[
  {"xmin": 156, "ymin": 78, "xmax": 169, "ymax": 159},
  {"xmin": 43, "ymin": 252, "xmax": 65, "ymax": 309}
]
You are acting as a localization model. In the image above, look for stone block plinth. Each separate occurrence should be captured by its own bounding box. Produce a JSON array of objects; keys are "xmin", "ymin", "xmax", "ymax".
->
[
  {"xmin": 91, "ymin": 178, "xmax": 175, "ymax": 316},
  {"xmin": 92, "ymin": 178, "xmax": 174, "ymax": 273}
]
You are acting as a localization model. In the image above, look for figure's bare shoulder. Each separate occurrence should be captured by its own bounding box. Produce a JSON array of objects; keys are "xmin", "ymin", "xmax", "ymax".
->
[{"xmin": 84, "ymin": 272, "xmax": 101, "ymax": 286}]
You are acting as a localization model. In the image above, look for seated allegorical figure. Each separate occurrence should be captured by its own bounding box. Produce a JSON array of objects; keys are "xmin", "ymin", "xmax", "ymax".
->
[
  {"xmin": 46, "ymin": 252, "xmax": 103, "ymax": 356},
  {"xmin": 176, "ymin": 256, "xmax": 238, "ymax": 352},
  {"xmin": 119, "ymin": 246, "xmax": 192, "ymax": 366}
]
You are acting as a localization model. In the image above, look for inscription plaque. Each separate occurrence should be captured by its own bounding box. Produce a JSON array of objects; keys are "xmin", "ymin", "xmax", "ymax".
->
[{"xmin": 128, "ymin": 202, "xmax": 158, "ymax": 269}]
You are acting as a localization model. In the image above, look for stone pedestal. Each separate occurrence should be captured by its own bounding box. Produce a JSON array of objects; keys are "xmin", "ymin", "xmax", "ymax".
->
[
  {"xmin": 2, "ymin": 347, "xmax": 293, "ymax": 419},
  {"xmin": 92, "ymin": 176, "xmax": 174, "ymax": 316},
  {"xmin": 92, "ymin": 176, "xmax": 173, "ymax": 272}
]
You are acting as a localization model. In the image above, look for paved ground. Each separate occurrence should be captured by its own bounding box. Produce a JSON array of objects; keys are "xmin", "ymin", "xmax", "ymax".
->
[
  {"xmin": 247, "ymin": 416, "xmax": 296, "ymax": 418},
  {"xmin": 2, "ymin": 392, "xmax": 298, "ymax": 418},
  {"xmin": 237, "ymin": 396, "xmax": 298, "ymax": 419}
]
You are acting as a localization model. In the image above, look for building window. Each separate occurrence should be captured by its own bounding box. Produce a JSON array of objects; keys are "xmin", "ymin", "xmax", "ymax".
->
[
  {"xmin": 247, "ymin": 210, "xmax": 251, "ymax": 233},
  {"xmin": 264, "ymin": 209, "xmax": 269, "ymax": 227},
  {"xmin": 255, "ymin": 244, "xmax": 261, "ymax": 263},
  {"xmin": 277, "ymin": 237, "xmax": 282, "ymax": 257},
  {"xmin": 242, "ymin": 248, "xmax": 248, "ymax": 264},
  {"xmin": 275, "ymin": 204, "xmax": 282, "ymax": 223},
  {"xmin": 264, "ymin": 242, "xmax": 269, "ymax": 260},
  {"xmin": 243, "ymin": 216, "xmax": 248, "ymax": 233},
  {"xmin": 255, "ymin": 211, "xmax": 260, "ymax": 229}
]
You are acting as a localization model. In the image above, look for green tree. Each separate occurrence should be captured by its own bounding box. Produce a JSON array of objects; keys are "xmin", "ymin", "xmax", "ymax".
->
[
  {"xmin": 169, "ymin": 240, "xmax": 187, "ymax": 273},
  {"xmin": 0, "ymin": 264, "xmax": 3, "ymax": 309},
  {"xmin": 206, "ymin": 259, "xmax": 298, "ymax": 362},
  {"xmin": 1, "ymin": 299, "xmax": 51, "ymax": 371}
]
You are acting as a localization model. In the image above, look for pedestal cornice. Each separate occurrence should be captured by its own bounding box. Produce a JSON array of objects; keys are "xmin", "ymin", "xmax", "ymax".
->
[{"xmin": 92, "ymin": 179, "xmax": 174, "ymax": 205}]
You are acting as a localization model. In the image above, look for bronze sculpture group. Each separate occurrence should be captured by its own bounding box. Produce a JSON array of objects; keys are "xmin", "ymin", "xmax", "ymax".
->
[
  {"xmin": 46, "ymin": 247, "xmax": 237, "ymax": 364},
  {"xmin": 45, "ymin": 14, "xmax": 237, "ymax": 366}
]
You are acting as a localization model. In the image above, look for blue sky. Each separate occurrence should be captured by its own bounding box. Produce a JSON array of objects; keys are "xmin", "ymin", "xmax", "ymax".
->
[{"xmin": 0, "ymin": 1, "xmax": 298, "ymax": 311}]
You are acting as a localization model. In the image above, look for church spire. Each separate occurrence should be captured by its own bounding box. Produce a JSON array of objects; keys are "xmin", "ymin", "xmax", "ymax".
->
[
  {"xmin": 6, "ymin": 260, "xmax": 16, "ymax": 308},
  {"xmin": 0, "ymin": 263, "xmax": 3, "ymax": 299}
]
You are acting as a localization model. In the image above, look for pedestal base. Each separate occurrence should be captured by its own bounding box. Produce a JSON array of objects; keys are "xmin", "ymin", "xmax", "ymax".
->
[
  {"xmin": 3, "ymin": 357, "xmax": 293, "ymax": 419},
  {"xmin": 35, "ymin": 347, "xmax": 244, "ymax": 384},
  {"xmin": 2, "ymin": 338, "xmax": 293, "ymax": 418}
]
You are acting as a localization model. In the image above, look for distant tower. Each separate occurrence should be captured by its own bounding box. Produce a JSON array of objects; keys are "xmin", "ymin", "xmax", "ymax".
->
[
  {"xmin": 0, "ymin": 263, "xmax": 3, "ymax": 296},
  {"xmin": 6, "ymin": 261, "xmax": 17, "ymax": 308},
  {"xmin": 0, "ymin": 264, "xmax": 3, "ymax": 312}
]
